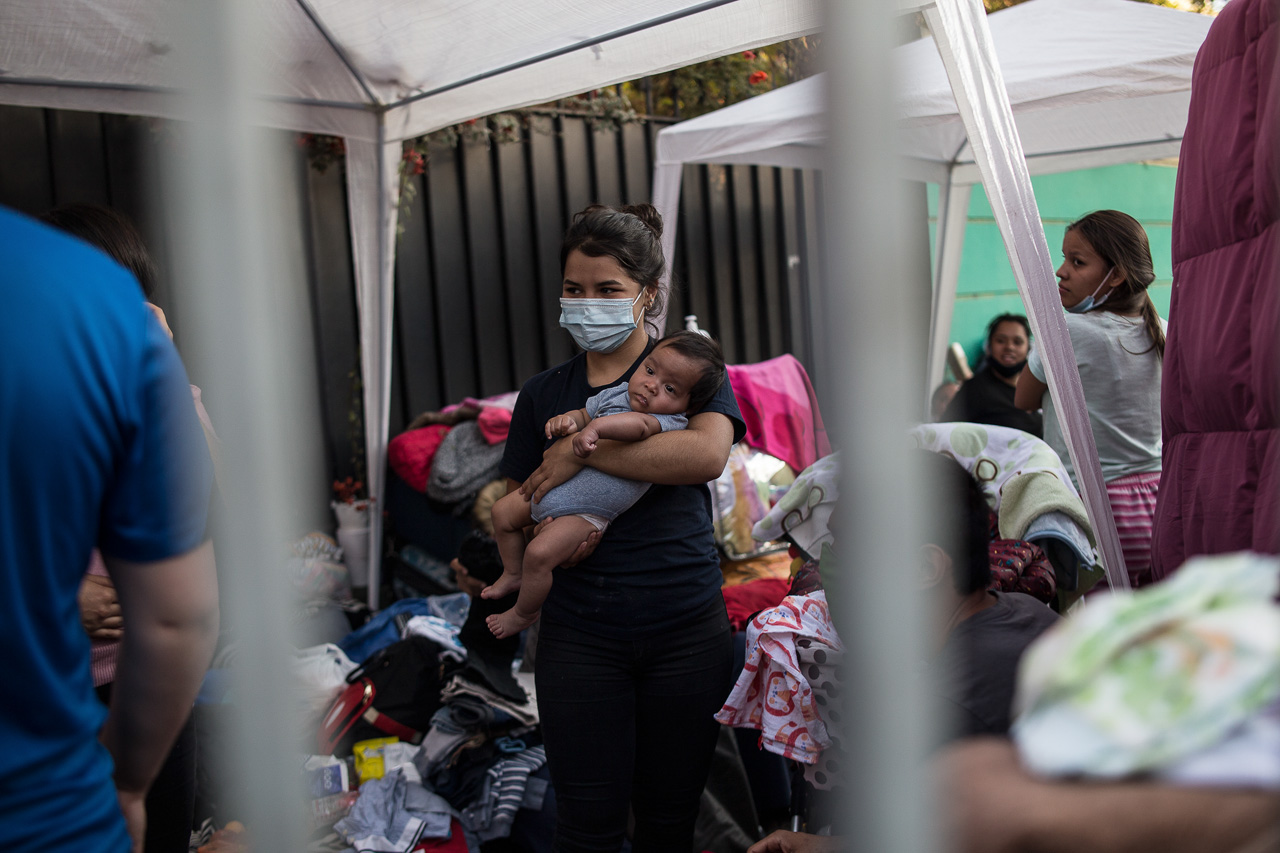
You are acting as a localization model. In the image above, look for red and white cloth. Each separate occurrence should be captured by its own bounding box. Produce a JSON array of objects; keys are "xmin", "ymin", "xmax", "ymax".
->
[{"xmin": 715, "ymin": 591, "xmax": 842, "ymax": 764}]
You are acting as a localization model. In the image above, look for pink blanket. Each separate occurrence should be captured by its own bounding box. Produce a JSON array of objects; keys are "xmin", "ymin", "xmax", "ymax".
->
[{"xmin": 726, "ymin": 355, "xmax": 830, "ymax": 475}]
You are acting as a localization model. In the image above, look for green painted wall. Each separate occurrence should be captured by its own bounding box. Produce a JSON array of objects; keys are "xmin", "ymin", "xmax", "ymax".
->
[{"xmin": 928, "ymin": 162, "xmax": 1177, "ymax": 373}]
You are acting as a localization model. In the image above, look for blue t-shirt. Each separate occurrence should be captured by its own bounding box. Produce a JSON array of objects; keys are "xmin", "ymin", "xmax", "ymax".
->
[
  {"xmin": 0, "ymin": 208, "xmax": 213, "ymax": 852},
  {"xmin": 500, "ymin": 339, "xmax": 745, "ymax": 639}
]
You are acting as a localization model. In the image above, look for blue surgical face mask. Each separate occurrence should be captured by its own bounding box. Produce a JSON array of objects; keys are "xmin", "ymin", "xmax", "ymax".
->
[
  {"xmin": 559, "ymin": 292, "xmax": 645, "ymax": 353},
  {"xmin": 1066, "ymin": 267, "xmax": 1114, "ymax": 314}
]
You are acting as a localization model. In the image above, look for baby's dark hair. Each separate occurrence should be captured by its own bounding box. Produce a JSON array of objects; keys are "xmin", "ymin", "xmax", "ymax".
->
[{"xmin": 656, "ymin": 331, "xmax": 726, "ymax": 414}]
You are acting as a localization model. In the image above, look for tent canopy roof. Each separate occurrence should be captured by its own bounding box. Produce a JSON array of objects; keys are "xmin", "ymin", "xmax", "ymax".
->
[
  {"xmin": 1, "ymin": 0, "xmax": 820, "ymax": 142},
  {"xmin": 656, "ymin": 0, "xmax": 1212, "ymax": 183}
]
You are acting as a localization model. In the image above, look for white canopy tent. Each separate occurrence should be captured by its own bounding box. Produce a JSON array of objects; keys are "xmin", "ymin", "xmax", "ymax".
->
[
  {"xmin": 1, "ymin": 0, "xmax": 822, "ymax": 605},
  {"xmin": 652, "ymin": 0, "xmax": 1212, "ymax": 590},
  {"xmin": 654, "ymin": 0, "xmax": 1209, "ymax": 385}
]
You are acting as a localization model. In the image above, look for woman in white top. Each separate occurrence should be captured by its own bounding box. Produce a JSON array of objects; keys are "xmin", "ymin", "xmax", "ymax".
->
[{"xmin": 1015, "ymin": 210, "xmax": 1166, "ymax": 587}]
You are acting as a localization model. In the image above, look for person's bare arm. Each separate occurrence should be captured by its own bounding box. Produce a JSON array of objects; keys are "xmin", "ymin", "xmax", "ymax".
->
[
  {"xmin": 572, "ymin": 411, "xmax": 662, "ymax": 457},
  {"xmin": 521, "ymin": 410, "xmax": 734, "ymax": 502},
  {"xmin": 938, "ymin": 738, "xmax": 1280, "ymax": 853},
  {"xmin": 1014, "ymin": 367, "xmax": 1047, "ymax": 412},
  {"xmin": 545, "ymin": 408, "xmax": 590, "ymax": 439},
  {"xmin": 101, "ymin": 540, "xmax": 218, "ymax": 849}
]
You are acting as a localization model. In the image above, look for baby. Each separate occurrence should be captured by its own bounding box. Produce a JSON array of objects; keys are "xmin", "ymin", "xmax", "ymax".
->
[{"xmin": 483, "ymin": 331, "xmax": 727, "ymax": 637}]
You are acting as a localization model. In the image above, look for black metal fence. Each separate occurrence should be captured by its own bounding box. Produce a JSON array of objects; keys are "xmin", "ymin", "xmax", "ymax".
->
[{"xmin": 0, "ymin": 105, "xmax": 820, "ymax": 484}]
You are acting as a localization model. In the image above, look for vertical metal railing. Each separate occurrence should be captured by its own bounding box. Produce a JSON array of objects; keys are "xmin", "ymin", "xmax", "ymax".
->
[
  {"xmin": 161, "ymin": 1, "xmax": 313, "ymax": 845},
  {"xmin": 825, "ymin": 0, "xmax": 942, "ymax": 851}
]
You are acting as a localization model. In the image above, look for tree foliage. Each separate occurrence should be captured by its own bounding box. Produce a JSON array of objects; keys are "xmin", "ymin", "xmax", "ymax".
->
[{"xmin": 614, "ymin": 35, "xmax": 822, "ymax": 120}]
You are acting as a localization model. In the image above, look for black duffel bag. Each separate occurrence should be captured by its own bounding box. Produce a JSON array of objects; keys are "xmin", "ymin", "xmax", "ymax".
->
[{"xmin": 316, "ymin": 635, "xmax": 444, "ymax": 757}]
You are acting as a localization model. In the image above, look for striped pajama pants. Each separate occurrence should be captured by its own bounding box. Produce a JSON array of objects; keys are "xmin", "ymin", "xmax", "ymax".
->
[{"xmin": 1106, "ymin": 470, "xmax": 1161, "ymax": 588}]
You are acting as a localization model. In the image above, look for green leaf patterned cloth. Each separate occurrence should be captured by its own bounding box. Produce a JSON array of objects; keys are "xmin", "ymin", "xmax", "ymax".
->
[{"xmin": 1012, "ymin": 552, "xmax": 1280, "ymax": 779}]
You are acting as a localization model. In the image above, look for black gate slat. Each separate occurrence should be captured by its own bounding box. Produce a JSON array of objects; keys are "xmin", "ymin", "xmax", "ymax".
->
[
  {"xmin": 48, "ymin": 110, "xmax": 110, "ymax": 208},
  {"xmin": 0, "ymin": 106, "xmax": 55, "ymax": 215},
  {"xmin": 495, "ymin": 130, "xmax": 543, "ymax": 386},
  {"xmin": 461, "ymin": 137, "xmax": 511, "ymax": 398},
  {"xmin": 424, "ymin": 139, "xmax": 478, "ymax": 405}
]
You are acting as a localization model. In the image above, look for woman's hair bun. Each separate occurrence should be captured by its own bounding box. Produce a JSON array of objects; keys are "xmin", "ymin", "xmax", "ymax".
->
[{"xmin": 620, "ymin": 203, "xmax": 663, "ymax": 240}]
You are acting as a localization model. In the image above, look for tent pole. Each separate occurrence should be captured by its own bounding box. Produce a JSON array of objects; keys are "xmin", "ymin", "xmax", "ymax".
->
[
  {"xmin": 825, "ymin": 0, "xmax": 939, "ymax": 848},
  {"xmin": 926, "ymin": 173, "xmax": 969, "ymax": 401},
  {"xmin": 650, "ymin": 162, "xmax": 685, "ymax": 335},
  {"xmin": 344, "ymin": 115, "xmax": 403, "ymax": 610},
  {"xmin": 922, "ymin": 0, "xmax": 1128, "ymax": 590}
]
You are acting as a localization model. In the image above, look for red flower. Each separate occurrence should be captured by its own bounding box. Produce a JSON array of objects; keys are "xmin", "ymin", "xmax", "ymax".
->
[
  {"xmin": 742, "ymin": 50, "xmax": 757, "ymax": 60},
  {"xmin": 465, "ymin": 118, "xmax": 478, "ymax": 125},
  {"xmin": 748, "ymin": 70, "xmax": 769, "ymax": 86}
]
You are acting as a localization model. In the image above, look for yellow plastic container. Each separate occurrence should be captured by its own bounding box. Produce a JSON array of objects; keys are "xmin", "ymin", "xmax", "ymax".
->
[{"xmin": 351, "ymin": 737, "xmax": 399, "ymax": 783}]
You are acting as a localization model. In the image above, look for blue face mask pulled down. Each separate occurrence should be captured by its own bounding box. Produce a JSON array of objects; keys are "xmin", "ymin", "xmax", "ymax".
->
[
  {"xmin": 1066, "ymin": 267, "xmax": 1114, "ymax": 314},
  {"xmin": 559, "ymin": 293, "xmax": 644, "ymax": 353}
]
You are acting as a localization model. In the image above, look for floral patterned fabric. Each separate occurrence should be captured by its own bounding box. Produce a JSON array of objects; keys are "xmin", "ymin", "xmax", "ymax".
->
[{"xmin": 715, "ymin": 591, "xmax": 842, "ymax": 764}]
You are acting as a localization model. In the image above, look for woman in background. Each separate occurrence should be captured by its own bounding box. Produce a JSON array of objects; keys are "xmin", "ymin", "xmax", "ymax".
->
[{"xmin": 1016, "ymin": 210, "xmax": 1165, "ymax": 588}]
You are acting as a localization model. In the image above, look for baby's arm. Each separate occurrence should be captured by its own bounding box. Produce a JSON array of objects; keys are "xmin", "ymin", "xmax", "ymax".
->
[
  {"xmin": 572, "ymin": 411, "xmax": 663, "ymax": 458},
  {"xmin": 545, "ymin": 408, "xmax": 589, "ymax": 439}
]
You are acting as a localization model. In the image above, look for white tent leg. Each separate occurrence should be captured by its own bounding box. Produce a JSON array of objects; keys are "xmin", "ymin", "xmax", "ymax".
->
[
  {"xmin": 923, "ymin": 0, "xmax": 1128, "ymax": 590},
  {"xmin": 650, "ymin": 161, "xmax": 685, "ymax": 334},
  {"xmin": 926, "ymin": 176, "xmax": 970, "ymax": 399},
  {"xmin": 345, "ymin": 127, "xmax": 403, "ymax": 610}
]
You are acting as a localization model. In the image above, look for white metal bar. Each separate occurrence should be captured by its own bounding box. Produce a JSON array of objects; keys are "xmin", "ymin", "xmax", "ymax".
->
[
  {"xmin": 163, "ymin": 0, "xmax": 316, "ymax": 846},
  {"xmin": 827, "ymin": 0, "xmax": 939, "ymax": 849}
]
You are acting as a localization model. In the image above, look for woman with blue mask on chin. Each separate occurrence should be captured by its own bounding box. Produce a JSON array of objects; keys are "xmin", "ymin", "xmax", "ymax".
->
[
  {"xmin": 499, "ymin": 203, "xmax": 745, "ymax": 852},
  {"xmin": 1015, "ymin": 210, "xmax": 1167, "ymax": 588}
]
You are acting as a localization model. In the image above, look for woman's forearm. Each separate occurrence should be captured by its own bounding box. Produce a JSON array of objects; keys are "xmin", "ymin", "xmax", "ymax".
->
[{"xmin": 584, "ymin": 411, "xmax": 733, "ymax": 484}]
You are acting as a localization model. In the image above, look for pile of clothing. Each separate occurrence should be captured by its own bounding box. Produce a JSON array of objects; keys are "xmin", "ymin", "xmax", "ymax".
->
[
  {"xmin": 297, "ymin": 581, "xmax": 551, "ymax": 853},
  {"xmin": 388, "ymin": 394, "xmax": 517, "ymax": 516}
]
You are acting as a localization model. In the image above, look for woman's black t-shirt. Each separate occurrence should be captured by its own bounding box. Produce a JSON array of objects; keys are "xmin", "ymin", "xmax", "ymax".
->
[{"xmin": 499, "ymin": 339, "xmax": 745, "ymax": 639}]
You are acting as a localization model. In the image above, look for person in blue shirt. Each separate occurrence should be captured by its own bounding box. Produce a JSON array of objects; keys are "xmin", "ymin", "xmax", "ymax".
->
[{"xmin": 0, "ymin": 206, "xmax": 218, "ymax": 853}]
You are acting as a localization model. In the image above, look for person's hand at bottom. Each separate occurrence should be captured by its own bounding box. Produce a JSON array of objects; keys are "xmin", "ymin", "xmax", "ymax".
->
[
  {"xmin": 747, "ymin": 829, "xmax": 842, "ymax": 853},
  {"xmin": 521, "ymin": 438, "xmax": 584, "ymax": 503}
]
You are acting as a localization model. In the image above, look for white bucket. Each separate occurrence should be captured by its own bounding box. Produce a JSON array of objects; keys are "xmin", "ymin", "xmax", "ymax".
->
[{"xmin": 337, "ymin": 526, "xmax": 371, "ymax": 588}]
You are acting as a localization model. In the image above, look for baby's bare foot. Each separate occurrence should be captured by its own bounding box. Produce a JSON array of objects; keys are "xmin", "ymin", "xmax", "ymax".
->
[
  {"xmin": 481, "ymin": 571, "xmax": 521, "ymax": 600},
  {"xmin": 486, "ymin": 609, "xmax": 538, "ymax": 639}
]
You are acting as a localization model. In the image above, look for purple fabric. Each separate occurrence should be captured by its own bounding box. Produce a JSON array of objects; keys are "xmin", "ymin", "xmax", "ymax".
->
[{"xmin": 1153, "ymin": 0, "xmax": 1280, "ymax": 578}]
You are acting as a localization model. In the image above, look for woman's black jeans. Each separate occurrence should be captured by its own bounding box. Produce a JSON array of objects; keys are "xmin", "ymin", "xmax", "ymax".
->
[
  {"xmin": 529, "ymin": 596, "xmax": 732, "ymax": 850},
  {"xmin": 534, "ymin": 599, "xmax": 734, "ymax": 853}
]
